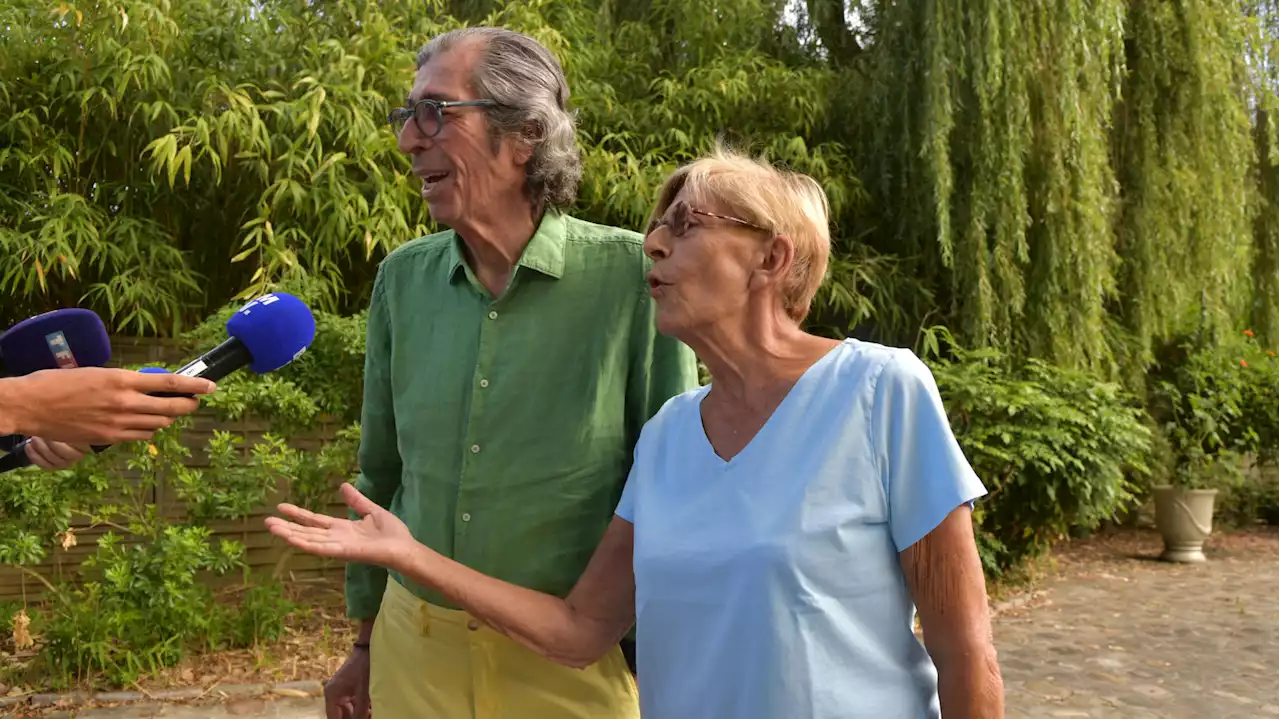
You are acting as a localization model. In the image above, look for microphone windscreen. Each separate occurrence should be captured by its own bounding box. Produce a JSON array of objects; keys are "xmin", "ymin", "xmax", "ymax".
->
[
  {"xmin": 0, "ymin": 309, "xmax": 111, "ymax": 375},
  {"xmin": 225, "ymin": 292, "xmax": 316, "ymax": 373}
]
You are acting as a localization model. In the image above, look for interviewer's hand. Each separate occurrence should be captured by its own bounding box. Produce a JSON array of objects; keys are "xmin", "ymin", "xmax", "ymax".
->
[
  {"xmin": 26, "ymin": 437, "xmax": 91, "ymax": 470},
  {"xmin": 0, "ymin": 367, "xmax": 216, "ymax": 444},
  {"xmin": 266, "ymin": 483, "xmax": 415, "ymax": 572}
]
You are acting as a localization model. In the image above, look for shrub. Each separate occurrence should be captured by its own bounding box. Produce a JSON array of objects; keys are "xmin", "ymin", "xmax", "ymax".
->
[
  {"xmin": 1232, "ymin": 332, "xmax": 1280, "ymax": 465},
  {"xmin": 1147, "ymin": 329, "xmax": 1279, "ymax": 490},
  {"xmin": 0, "ymin": 301, "xmax": 362, "ymax": 689},
  {"xmin": 1214, "ymin": 463, "xmax": 1280, "ymax": 528},
  {"xmin": 179, "ymin": 278, "xmax": 369, "ymax": 427},
  {"xmin": 927, "ymin": 345, "xmax": 1153, "ymax": 576},
  {"xmin": 1144, "ymin": 329, "xmax": 1279, "ymax": 525}
]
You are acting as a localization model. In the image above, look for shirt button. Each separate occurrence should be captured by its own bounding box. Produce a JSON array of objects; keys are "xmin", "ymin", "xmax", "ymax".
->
[
  {"xmin": 470, "ymin": 444, "xmax": 480, "ymax": 454},
  {"xmin": 461, "ymin": 512, "xmax": 471, "ymax": 522},
  {"xmin": 487, "ymin": 310, "xmax": 498, "ymax": 320},
  {"xmin": 479, "ymin": 378, "xmax": 489, "ymax": 388},
  {"xmin": 467, "ymin": 619, "xmax": 480, "ymax": 631}
]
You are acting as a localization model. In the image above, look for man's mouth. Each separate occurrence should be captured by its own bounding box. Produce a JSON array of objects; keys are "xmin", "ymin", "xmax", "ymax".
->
[{"xmin": 421, "ymin": 171, "xmax": 450, "ymax": 186}]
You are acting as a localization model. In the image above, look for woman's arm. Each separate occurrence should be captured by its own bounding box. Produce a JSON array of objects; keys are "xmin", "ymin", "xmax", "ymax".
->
[
  {"xmin": 899, "ymin": 504, "xmax": 1004, "ymax": 718},
  {"xmin": 399, "ymin": 514, "xmax": 637, "ymax": 667},
  {"xmin": 266, "ymin": 483, "xmax": 636, "ymax": 669}
]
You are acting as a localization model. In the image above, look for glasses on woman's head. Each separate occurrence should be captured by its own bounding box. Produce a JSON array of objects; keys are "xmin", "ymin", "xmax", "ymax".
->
[
  {"xmin": 388, "ymin": 98, "xmax": 499, "ymax": 137},
  {"xmin": 646, "ymin": 200, "xmax": 770, "ymax": 238}
]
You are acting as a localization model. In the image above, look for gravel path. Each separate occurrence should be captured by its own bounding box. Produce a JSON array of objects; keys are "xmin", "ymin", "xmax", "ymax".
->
[
  {"xmin": 997, "ymin": 527, "xmax": 1278, "ymax": 718},
  {"xmin": 28, "ymin": 528, "xmax": 1279, "ymax": 718}
]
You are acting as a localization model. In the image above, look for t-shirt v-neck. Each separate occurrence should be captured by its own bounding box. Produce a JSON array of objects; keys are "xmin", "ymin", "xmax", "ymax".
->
[{"xmin": 693, "ymin": 341, "xmax": 845, "ymax": 468}]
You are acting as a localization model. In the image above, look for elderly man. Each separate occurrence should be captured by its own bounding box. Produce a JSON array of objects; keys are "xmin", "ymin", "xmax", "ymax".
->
[{"xmin": 322, "ymin": 27, "xmax": 698, "ymax": 719}]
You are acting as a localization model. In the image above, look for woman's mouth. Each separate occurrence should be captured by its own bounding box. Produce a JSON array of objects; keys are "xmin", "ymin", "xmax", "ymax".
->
[{"xmin": 647, "ymin": 275, "xmax": 670, "ymax": 297}]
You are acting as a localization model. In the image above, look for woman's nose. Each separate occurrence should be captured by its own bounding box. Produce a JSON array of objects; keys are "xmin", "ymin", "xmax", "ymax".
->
[{"xmin": 643, "ymin": 231, "xmax": 669, "ymax": 261}]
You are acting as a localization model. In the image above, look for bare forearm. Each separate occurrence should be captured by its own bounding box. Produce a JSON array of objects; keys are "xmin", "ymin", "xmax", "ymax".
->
[
  {"xmin": 936, "ymin": 646, "xmax": 1004, "ymax": 718},
  {"xmin": 397, "ymin": 545, "xmax": 616, "ymax": 668},
  {"xmin": 900, "ymin": 508, "xmax": 1005, "ymax": 717},
  {"xmin": 0, "ymin": 380, "xmax": 26, "ymax": 435}
]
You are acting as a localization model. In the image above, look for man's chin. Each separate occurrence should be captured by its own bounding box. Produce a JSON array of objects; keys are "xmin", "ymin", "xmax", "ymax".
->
[{"xmin": 424, "ymin": 199, "xmax": 460, "ymax": 228}]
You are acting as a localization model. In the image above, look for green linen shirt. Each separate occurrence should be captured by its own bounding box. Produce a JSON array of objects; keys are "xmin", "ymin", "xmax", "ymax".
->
[{"xmin": 345, "ymin": 210, "xmax": 700, "ymax": 619}]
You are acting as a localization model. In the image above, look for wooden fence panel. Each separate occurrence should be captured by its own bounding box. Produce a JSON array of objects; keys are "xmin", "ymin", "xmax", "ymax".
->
[{"xmin": 0, "ymin": 337, "xmax": 354, "ymax": 602}]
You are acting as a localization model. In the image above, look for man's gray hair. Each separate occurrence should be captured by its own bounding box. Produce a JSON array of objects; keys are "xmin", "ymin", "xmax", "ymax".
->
[{"xmin": 416, "ymin": 27, "xmax": 582, "ymax": 211}]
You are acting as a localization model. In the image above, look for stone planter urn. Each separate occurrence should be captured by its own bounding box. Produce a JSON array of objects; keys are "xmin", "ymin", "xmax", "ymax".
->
[{"xmin": 1153, "ymin": 485, "xmax": 1218, "ymax": 562}]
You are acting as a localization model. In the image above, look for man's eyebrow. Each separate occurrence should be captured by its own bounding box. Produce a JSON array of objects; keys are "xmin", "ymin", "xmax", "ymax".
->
[{"xmin": 405, "ymin": 91, "xmax": 454, "ymax": 104}]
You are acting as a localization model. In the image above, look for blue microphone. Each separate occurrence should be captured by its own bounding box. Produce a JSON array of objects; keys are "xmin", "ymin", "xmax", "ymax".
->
[
  {"xmin": 0, "ymin": 294, "xmax": 315, "ymax": 473},
  {"xmin": 0, "ymin": 308, "xmax": 113, "ymax": 456},
  {"xmin": 0, "ymin": 308, "xmax": 112, "ymax": 376},
  {"xmin": 171, "ymin": 292, "xmax": 316, "ymax": 383}
]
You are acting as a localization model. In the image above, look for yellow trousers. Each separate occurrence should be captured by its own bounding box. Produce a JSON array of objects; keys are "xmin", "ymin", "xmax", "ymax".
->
[{"xmin": 370, "ymin": 578, "xmax": 640, "ymax": 718}]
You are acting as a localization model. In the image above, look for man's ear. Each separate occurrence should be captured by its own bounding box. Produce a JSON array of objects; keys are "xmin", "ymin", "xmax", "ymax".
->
[
  {"xmin": 749, "ymin": 235, "xmax": 795, "ymax": 292},
  {"xmin": 511, "ymin": 121, "xmax": 541, "ymax": 165},
  {"xmin": 512, "ymin": 137, "xmax": 535, "ymax": 165}
]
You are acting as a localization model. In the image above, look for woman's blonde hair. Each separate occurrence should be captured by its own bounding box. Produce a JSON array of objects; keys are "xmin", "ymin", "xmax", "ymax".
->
[{"xmin": 647, "ymin": 145, "xmax": 831, "ymax": 322}]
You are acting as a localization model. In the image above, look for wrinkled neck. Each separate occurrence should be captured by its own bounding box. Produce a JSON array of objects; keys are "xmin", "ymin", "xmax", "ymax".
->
[
  {"xmin": 683, "ymin": 305, "xmax": 830, "ymax": 411},
  {"xmin": 454, "ymin": 197, "xmax": 539, "ymax": 294}
]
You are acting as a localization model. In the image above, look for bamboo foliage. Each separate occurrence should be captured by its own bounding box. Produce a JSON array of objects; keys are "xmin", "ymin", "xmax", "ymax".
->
[
  {"xmin": 133, "ymin": 0, "xmax": 467, "ymax": 313},
  {"xmin": 0, "ymin": 0, "xmax": 202, "ymax": 334},
  {"xmin": 2, "ymin": 0, "xmax": 885, "ymax": 335},
  {"xmin": 1, "ymin": 0, "xmax": 1274, "ymax": 371}
]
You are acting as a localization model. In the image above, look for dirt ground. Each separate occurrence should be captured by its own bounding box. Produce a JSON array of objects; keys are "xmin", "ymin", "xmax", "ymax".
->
[
  {"xmin": 1, "ymin": 578, "xmax": 354, "ymax": 710},
  {"xmin": 2, "ymin": 524, "xmax": 1280, "ymax": 711}
]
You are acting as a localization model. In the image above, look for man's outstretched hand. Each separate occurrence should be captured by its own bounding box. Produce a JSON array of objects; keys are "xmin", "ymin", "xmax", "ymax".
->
[{"xmin": 266, "ymin": 483, "xmax": 415, "ymax": 572}]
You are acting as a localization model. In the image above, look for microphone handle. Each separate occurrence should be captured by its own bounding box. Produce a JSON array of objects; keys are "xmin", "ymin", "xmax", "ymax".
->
[
  {"xmin": 0, "ymin": 450, "xmax": 27, "ymax": 472},
  {"xmin": 0, "ymin": 433, "xmax": 31, "ymax": 472},
  {"xmin": 172, "ymin": 336, "xmax": 252, "ymax": 384},
  {"xmin": 0, "ymin": 337, "xmax": 253, "ymax": 473}
]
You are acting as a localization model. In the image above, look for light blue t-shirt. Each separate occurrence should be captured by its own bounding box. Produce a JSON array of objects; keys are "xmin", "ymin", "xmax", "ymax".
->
[{"xmin": 615, "ymin": 339, "xmax": 987, "ymax": 719}]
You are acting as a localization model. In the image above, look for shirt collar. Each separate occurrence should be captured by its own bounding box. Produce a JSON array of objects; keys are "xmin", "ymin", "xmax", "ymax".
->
[{"xmin": 447, "ymin": 210, "xmax": 567, "ymax": 283}]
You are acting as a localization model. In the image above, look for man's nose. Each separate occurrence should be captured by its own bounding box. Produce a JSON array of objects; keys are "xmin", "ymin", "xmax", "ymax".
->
[{"xmin": 396, "ymin": 123, "xmax": 432, "ymax": 155}]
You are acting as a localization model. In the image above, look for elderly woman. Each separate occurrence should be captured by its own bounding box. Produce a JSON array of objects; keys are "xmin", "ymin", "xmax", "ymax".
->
[{"xmin": 267, "ymin": 148, "xmax": 1005, "ymax": 718}]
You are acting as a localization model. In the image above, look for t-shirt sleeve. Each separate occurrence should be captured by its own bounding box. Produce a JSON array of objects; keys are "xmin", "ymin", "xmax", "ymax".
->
[
  {"xmin": 615, "ymin": 394, "xmax": 680, "ymax": 524},
  {"xmin": 615, "ymin": 462, "xmax": 637, "ymax": 523},
  {"xmin": 615, "ymin": 415, "xmax": 655, "ymax": 524},
  {"xmin": 870, "ymin": 350, "xmax": 987, "ymax": 552}
]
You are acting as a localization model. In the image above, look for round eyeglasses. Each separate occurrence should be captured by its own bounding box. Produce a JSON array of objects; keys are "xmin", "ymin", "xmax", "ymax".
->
[
  {"xmin": 388, "ymin": 98, "xmax": 499, "ymax": 137},
  {"xmin": 646, "ymin": 200, "xmax": 771, "ymax": 237}
]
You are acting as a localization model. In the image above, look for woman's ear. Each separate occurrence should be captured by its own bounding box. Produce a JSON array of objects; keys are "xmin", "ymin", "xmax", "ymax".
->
[{"xmin": 749, "ymin": 235, "xmax": 795, "ymax": 291}]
